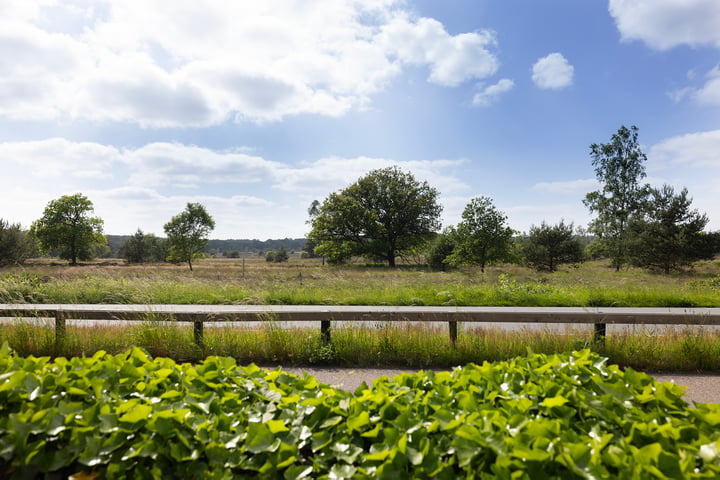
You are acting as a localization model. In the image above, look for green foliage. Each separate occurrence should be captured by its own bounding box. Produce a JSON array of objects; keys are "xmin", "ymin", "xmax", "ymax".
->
[
  {"xmin": 164, "ymin": 203, "xmax": 215, "ymax": 271},
  {"xmin": 522, "ymin": 220, "xmax": 584, "ymax": 272},
  {"xmin": 121, "ymin": 229, "xmax": 168, "ymax": 264},
  {"xmin": 265, "ymin": 246, "xmax": 289, "ymax": 262},
  {"xmin": 447, "ymin": 197, "xmax": 514, "ymax": 273},
  {"xmin": 1, "ymin": 345, "xmax": 719, "ymax": 479},
  {"xmin": 425, "ymin": 230, "xmax": 456, "ymax": 271},
  {"xmin": 628, "ymin": 185, "xmax": 713, "ymax": 273},
  {"xmin": 29, "ymin": 194, "xmax": 106, "ymax": 265},
  {"xmin": 584, "ymin": 125, "xmax": 651, "ymax": 271},
  {"xmin": 0, "ymin": 220, "xmax": 38, "ymax": 266},
  {"xmin": 308, "ymin": 167, "xmax": 442, "ymax": 267}
]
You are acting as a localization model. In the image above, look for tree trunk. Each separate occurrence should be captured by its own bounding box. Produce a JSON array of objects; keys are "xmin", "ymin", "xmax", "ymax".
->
[{"xmin": 388, "ymin": 251, "xmax": 396, "ymax": 268}]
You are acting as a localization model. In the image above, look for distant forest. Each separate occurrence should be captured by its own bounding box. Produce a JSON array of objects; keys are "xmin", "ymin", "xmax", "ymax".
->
[{"xmin": 104, "ymin": 235, "xmax": 307, "ymax": 258}]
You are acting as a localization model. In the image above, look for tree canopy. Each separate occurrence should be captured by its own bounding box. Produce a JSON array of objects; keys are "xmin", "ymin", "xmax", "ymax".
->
[
  {"xmin": 447, "ymin": 196, "xmax": 514, "ymax": 273},
  {"xmin": 29, "ymin": 193, "xmax": 106, "ymax": 265},
  {"xmin": 163, "ymin": 203, "xmax": 215, "ymax": 270},
  {"xmin": 627, "ymin": 185, "xmax": 714, "ymax": 273},
  {"xmin": 522, "ymin": 220, "xmax": 584, "ymax": 272},
  {"xmin": 308, "ymin": 167, "xmax": 442, "ymax": 267},
  {"xmin": 583, "ymin": 125, "xmax": 650, "ymax": 271},
  {"xmin": 0, "ymin": 219, "xmax": 38, "ymax": 266}
]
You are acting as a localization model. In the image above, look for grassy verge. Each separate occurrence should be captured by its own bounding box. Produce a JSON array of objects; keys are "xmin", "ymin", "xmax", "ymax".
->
[
  {"xmin": 2, "ymin": 320, "xmax": 719, "ymax": 372},
  {"xmin": 1, "ymin": 257, "xmax": 720, "ymax": 307}
]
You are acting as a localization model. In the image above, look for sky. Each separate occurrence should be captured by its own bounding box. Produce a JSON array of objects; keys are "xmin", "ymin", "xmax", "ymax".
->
[{"xmin": 1, "ymin": 0, "xmax": 719, "ymax": 240}]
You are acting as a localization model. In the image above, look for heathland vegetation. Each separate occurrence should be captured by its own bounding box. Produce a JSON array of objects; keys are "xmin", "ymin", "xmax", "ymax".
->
[{"xmin": 2, "ymin": 125, "xmax": 720, "ymax": 478}]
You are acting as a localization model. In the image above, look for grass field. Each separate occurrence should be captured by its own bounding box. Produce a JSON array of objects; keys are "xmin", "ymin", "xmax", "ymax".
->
[{"xmin": 1, "ymin": 256, "xmax": 720, "ymax": 370}]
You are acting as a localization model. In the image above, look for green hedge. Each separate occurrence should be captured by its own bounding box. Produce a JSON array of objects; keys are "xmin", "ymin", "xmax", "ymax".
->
[{"xmin": 1, "ymin": 344, "xmax": 719, "ymax": 478}]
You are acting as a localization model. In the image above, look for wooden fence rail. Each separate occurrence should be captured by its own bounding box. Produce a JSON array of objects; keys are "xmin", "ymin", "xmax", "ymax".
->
[{"xmin": 2, "ymin": 304, "xmax": 720, "ymax": 348}]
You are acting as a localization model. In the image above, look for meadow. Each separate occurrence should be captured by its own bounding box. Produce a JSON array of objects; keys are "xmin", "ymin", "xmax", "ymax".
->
[{"xmin": 2, "ymin": 256, "xmax": 720, "ymax": 371}]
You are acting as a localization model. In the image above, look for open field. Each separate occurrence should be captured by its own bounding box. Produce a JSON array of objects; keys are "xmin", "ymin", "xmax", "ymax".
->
[
  {"xmin": 2, "ymin": 256, "xmax": 720, "ymax": 307},
  {"xmin": 2, "ymin": 257, "xmax": 720, "ymax": 371}
]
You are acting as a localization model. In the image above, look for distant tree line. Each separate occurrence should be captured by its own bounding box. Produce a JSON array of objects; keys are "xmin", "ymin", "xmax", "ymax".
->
[
  {"xmin": 307, "ymin": 128, "xmax": 720, "ymax": 273},
  {"xmin": 2, "ymin": 125, "xmax": 719, "ymax": 272}
]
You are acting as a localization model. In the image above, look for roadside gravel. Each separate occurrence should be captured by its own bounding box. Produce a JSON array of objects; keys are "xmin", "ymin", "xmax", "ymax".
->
[{"xmin": 282, "ymin": 367, "xmax": 720, "ymax": 405}]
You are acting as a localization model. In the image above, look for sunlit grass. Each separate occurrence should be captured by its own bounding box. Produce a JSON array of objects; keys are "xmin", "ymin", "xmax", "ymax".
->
[
  {"xmin": 2, "ymin": 257, "xmax": 720, "ymax": 307},
  {"xmin": 2, "ymin": 319, "xmax": 719, "ymax": 372}
]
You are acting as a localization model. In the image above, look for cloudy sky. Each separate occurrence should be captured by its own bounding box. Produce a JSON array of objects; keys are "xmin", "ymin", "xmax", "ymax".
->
[{"xmin": 1, "ymin": 0, "xmax": 719, "ymax": 239}]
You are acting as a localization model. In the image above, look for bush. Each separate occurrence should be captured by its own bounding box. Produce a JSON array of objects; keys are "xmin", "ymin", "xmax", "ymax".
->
[
  {"xmin": 0, "ymin": 219, "xmax": 37, "ymax": 266},
  {"xmin": 1, "ymin": 346, "xmax": 719, "ymax": 479}
]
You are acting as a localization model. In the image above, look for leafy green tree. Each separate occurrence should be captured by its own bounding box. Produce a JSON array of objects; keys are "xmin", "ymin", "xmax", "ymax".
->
[
  {"xmin": 447, "ymin": 196, "xmax": 514, "ymax": 273},
  {"xmin": 308, "ymin": 167, "xmax": 442, "ymax": 267},
  {"xmin": 30, "ymin": 193, "xmax": 106, "ymax": 265},
  {"xmin": 522, "ymin": 220, "xmax": 584, "ymax": 272},
  {"xmin": 163, "ymin": 203, "xmax": 215, "ymax": 271},
  {"xmin": 0, "ymin": 219, "xmax": 38, "ymax": 266},
  {"xmin": 627, "ymin": 185, "xmax": 714, "ymax": 273},
  {"xmin": 120, "ymin": 229, "xmax": 167, "ymax": 264},
  {"xmin": 583, "ymin": 125, "xmax": 651, "ymax": 271},
  {"xmin": 265, "ymin": 245, "xmax": 290, "ymax": 263},
  {"xmin": 425, "ymin": 229, "xmax": 457, "ymax": 271}
]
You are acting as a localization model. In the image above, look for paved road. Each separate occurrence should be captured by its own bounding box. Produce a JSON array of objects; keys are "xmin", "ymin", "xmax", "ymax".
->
[{"xmin": 283, "ymin": 368, "xmax": 720, "ymax": 405}]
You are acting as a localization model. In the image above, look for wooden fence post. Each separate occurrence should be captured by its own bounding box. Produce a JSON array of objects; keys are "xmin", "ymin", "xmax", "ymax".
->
[
  {"xmin": 320, "ymin": 320, "xmax": 331, "ymax": 343},
  {"xmin": 193, "ymin": 321, "xmax": 204, "ymax": 349},
  {"xmin": 55, "ymin": 310, "xmax": 66, "ymax": 351},
  {"xmin": 593, "ymin": 322, "xmax": 606, "ymax": 347},
  {"xmin": 448, "ymin": 320, "xmax": 458, "ymax": 346}
]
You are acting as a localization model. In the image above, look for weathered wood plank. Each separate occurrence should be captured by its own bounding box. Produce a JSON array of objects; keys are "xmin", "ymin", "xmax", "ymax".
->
[{"xmin": 2, "ymin": 304, "xmax": 720, "ymax": 347}]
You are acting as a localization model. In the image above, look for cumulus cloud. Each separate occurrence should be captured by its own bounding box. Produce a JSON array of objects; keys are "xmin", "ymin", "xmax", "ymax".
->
[
  {"xmin": 0, "ymin": 0, "xmax": 503, "ymax": 126},
  {"xmin": 472, "ymin": 78, "xmax": 514, "ymax": 106},
  {"xmin": 0, "ymin": 138, "xmax": 470, "ymax": 238},
  {"xmin": 609, "ymin": 0, "xmax": 720, "ymax": 50},
  {"xmin": 693, "ymin": 66, "xmax": 720, "ymax": 106},
  {"xmin": 649, "ymin": 130, "xmax": 720, "ymax": 169},
  {"xmin": 531, "ymin": 53, "xmax": 574, "ymax": 90}
]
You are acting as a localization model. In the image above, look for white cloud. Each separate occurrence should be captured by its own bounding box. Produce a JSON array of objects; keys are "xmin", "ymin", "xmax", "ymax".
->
[
  {"xmin": 0, "ymin": 138, "xmax": 470, "ymax": 238},
  {"xmin": 472, "ymin": 78, "xmax": 514, "ymax": 106},
  {"xmin": 649, "ymin": 130, "xmax": 720, "ymax": 169},
  {"xmin": 531, "ymin": 179, "xmax": 598, "ymax": 195},
  {"xmin": 531, "ymin": 53, "xmax": 574, "ymax": 90},
  {"xmin": 693, "ymin": 66, "xmax": 720, "ymax": 106},
  {"xmin": 0, "ymin": 0, "xmax": 503, "ymax": 126},
  {"xmin": 609, "ymin": 0, "xmax": 720, "ymax": 50}
]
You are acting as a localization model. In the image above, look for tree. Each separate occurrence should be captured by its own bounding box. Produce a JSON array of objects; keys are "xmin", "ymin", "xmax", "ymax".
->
[
  {"xmin": 425, "ymin": 229, "xmax": 457, "ymax": 271},
  {"xmin": 0, "ymin": 219, "xmax": 38, "ymax": 266},
  {"xmin": 308, "ymin": 167, "xmax": 442, "ymax": 267},
  {"xmin": 447, "ymin": 196, "xmax": 514, "ymax": 273},
  {"xmin": 163, "ymin": 203, "xmax": 215, "ymax": 271},
  {"xmin": 120, "ymin": 229, "xmax": 167, "ymax": 264},
  {"xmin": 30, "ymin": 193, "xmax": 106, "ymax": 265},
  {"xmin": 522, "ymin": 220, "xmax": 584, "ymax": 272},
  {"xmin": 627, "ymin": 185, "xmax": 714, "ymax": 273},
  {"xmin": 583, "ymin": 125, "xmax": 651, "ymax": 271}
]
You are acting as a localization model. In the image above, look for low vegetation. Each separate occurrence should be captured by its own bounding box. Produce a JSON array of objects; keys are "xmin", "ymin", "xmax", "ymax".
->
[{"xmin": 1, "ymin": 345, "xmax": 719, "ymax": 479}]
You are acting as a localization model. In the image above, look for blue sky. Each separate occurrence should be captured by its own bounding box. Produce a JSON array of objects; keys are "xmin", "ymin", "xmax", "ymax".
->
[{"xmin": 1, "ymin": 0, "xmax": 719, "ymax": 239}]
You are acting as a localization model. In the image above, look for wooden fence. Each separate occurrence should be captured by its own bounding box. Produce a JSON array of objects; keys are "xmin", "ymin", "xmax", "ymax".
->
[{"xmin": 2, "ymin": 304, "xmax": 720, "ymax": 348}]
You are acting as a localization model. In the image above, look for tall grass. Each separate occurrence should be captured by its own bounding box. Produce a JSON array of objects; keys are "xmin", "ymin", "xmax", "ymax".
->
[
  {"xmin": 2, "ymin": 257, "xmax": 720, "ymax": 307},
  {"xmin": 2, "ymin": 319, "xmax": 719, "ymax": 372}
]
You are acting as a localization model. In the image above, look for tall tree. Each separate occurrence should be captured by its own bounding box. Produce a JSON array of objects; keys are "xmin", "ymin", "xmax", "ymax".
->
[
  {"xmin": 447, "ymin": 196, "xmax": 514, "ymax": 273},
  {"xmin": 0, "ymin": 219, "xmax": 38, "ymax": 266},
  {"xmin": 627, "ymin": 185, "xmax": 714, "ymax": 273},
  {"xmin": 583, "ymin": 125, "xmax": 650, "ymax": 271},
  {"xmin": 120, "ymin": 229, "xmax": 167, "ymax": 264},
  {"xmin": 163, "ymin": 203, "xmax": 215, "ymax": 271},
  {"xmin": 522, "ymin": 220, "xmax": 584, "ymax": 272},
  {"xmin": 308, "ymin": 167, "xmax": 442, "ymax": 267},
  {"xmin": 30, "ymin": 193, "xmax": 106, "ymax": 265}
]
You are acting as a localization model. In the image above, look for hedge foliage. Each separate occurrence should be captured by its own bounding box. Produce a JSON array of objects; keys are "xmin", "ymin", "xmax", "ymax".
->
[{"xmin": 1, "ymin": 344, "xmax": 719, "ymax": 478}]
